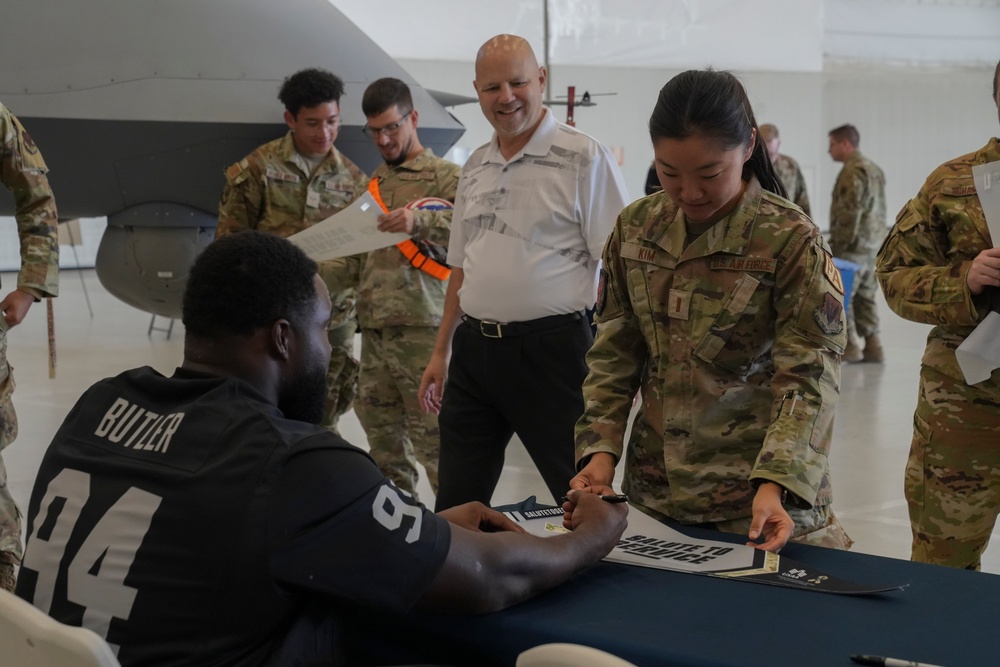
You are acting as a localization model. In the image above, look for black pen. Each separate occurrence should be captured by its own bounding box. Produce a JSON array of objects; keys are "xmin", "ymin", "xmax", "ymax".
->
[
  {"xmin": 559, "ymin": 494, "xmax": 629, "ymax": 504},
  {"xmin": 850, "ymin": 654, "xmax": 946, "ymax": 667}
]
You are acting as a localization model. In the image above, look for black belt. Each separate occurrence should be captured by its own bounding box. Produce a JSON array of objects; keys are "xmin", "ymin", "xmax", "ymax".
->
[{"xmin": 462, "ymin": 312, "xmax": 583, "ymax": 339}]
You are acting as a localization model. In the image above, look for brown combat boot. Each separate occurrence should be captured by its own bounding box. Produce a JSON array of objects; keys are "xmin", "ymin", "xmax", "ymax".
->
[
  {"xmin": 863, "ymin": 334, "xmax": 885, "ymax": 363},
  {"xmin": 843, "ymin": 331, "xmax": 863, "ymax": 363},
  {"xmin": 0, "ymin": 551, "xmax": 16, "ymax": 592}
]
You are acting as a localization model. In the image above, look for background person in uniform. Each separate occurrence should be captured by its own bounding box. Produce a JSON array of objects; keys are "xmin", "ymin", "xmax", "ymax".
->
[
  {"xmin": 828, "ymin": 123, "xmax": 887, "ymax": 363},
  {"xmin": 325, "ymin": 78, "xmax": 459, "ymax": 499},
  {"xmin": 216, "ymin": 67, "xmax": 367, "ymax": 433},
  {"xmin": 570, "ymin": 70, "xmax": 852, "ymax": 553},
  {"xmin": 15, "ymin": 231, "xmax": 628, "ymax": 666},
  {"xmin": 0, "ymin": 102, "xmax": 59, "ymax": 592},
  {"xmin": 875, "ymin": 60, "xmax": 1000, "ymax": 571},
  {"xmin": 759, "ymin": 123, "xmax": 811, "ymax": 216},
  {"xmin": 419, "ymin": 34, "xmax": 629, "ymax": 511}
]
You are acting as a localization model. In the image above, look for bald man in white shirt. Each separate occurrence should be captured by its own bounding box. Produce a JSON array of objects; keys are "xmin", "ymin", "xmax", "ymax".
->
[{"xmin": 419, "ymin": 34, "xmax": 629, "ymax": 511}]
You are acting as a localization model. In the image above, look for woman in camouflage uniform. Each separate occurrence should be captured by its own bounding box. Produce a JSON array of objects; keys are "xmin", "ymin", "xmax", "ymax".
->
[
  {"xmin": 874, "ymin": 61, "xmax": 1000, "ymax": 570},
  {"xmin": 570, "ymin": 70, "xmax": 852, "ymax": 553}
]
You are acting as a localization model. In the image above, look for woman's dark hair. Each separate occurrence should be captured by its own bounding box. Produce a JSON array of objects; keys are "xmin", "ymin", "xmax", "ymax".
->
[
  {"xmin": 183, "ymin": 231, "xmax": 319, "ymax": 340},
  {"xmin": 649, "ymin": 69, "xmax": 786, "ymax": 198}
]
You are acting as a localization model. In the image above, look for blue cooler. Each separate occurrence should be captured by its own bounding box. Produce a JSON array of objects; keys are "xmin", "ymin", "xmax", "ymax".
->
[{"xmin": 832, "ymin": 257, "xmax": 861, "ymax": 312}]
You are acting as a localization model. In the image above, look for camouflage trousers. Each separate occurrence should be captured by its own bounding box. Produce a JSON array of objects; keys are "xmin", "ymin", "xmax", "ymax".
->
[
  {"xmin": 906, "ymin": 368, "xmax": 1000, "ymax": 570},
  {"xmin": 842, "ymin": 253, "xmax": 880, "ymax": 338},
  {"xmin": 321, "ymin": 287, "xmax": 359, "ymax": 434},
  {"xmin": 0, "ymin": 323, "xmax": 20, "ymax": 562},
  {"xmin": 636, "ymin": 502, "xmax": 853, "ymax": 550},
  {"xmin": 355, "ymin": 326, "xmax": 439, "ymax": 500}
]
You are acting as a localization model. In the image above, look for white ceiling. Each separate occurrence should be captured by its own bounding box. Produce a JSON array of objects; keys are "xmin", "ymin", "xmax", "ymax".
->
[{"xmin": 332, "ymin": 0, "xmax": 1000, "ymax": 72}]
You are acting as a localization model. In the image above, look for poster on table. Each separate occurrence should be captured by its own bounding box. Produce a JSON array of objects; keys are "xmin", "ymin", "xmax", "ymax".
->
[{"xmin": 501, "ymin": 500, "xmax": 903, "ymax": 595}]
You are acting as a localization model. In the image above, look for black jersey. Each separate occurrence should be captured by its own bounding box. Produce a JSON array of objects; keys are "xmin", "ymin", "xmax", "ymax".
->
[{"xmin": 15, "ymin": 366, "xmax": 450, "ymax": 666}]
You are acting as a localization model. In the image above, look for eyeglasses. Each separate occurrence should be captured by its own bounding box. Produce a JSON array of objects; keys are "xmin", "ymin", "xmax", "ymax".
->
[{"xmin": 362, "ymin": 111, "xmax": 412, "ymax": 138}]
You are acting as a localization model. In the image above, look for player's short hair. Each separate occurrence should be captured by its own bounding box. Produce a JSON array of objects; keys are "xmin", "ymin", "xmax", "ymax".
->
[
  {"xmin": 279, "ymin": 68, "xmax": 345, "ymax": 117},
  {"xmin": 828, "ymin": 124, "xmax": 860, "ymax": 147},
  {"xmin": 362, "ymin": 77, "xmax": 414, "ymax": 118},
  {"xmin": 183, "ymin": 231, "xmax": 318, "ymax": 339},
  {"xmin": 993, "ymin": 58, "xmax": 1000, "ymax": 100}
]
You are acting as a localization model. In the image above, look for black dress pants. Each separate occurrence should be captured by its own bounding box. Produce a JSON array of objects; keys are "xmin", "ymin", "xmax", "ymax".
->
[{"xmin": 434, "ymin": 313, "xmax": 592, "ymax": 511}]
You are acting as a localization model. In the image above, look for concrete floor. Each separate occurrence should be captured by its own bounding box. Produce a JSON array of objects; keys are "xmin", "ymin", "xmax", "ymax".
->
[{"xmin": 4, "ymin": 269, "xmax": 1000, "ymax": 575}]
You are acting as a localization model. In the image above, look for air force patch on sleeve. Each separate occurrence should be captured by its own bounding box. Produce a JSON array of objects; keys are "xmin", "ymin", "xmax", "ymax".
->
[{"xmin": 813, "ymin": 292, "xmax": 845, "ymax": 336}]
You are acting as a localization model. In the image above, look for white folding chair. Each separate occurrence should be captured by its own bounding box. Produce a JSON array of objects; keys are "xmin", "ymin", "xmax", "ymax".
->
[
  {"xmin": 0, "ymin": 588, "xmax": 121, "ymax": 667},
  {"xmin": 516, "ymin": 642, "xmax": 639, "ymax": 667}
]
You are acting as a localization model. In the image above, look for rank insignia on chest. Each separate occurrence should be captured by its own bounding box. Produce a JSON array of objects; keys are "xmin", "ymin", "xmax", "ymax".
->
[
  {"xmin": 813, "ymin": 292, "xmax": 844, "ymax": 336},
  {"xmin": 667, "ymin": 289, "xmax": 691, "ymax": 320}
]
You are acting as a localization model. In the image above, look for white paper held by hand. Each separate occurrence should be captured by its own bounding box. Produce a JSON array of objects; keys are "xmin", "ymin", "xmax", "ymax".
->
[
  {"xmin": 287, "ymin": 191, "xmax": 409, "ymax": 261},
  {"xmin": 956, "ymin": 310, "xmax": 1000, "ymax": 385},
  {"xmin": 972, "ymin": 161, "xmax": 1000, "ymax": 245}
]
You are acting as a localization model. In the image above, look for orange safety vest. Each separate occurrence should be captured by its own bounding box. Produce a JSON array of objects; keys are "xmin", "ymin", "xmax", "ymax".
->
[{"xmin": 367, "ymin": 178, "xmax": 451, "ymax": 281}]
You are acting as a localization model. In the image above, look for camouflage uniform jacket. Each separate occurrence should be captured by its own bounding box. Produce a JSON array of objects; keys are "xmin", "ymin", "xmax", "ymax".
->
[
  {"xmin": 0, "ymin": 103, "xmax": 59, "ymax": 298},
  {"xmin": 772, "ymin": 153, "xmax": 811, "ymax": 218},
  {"xmin": 334, "ymin": 149, "xmax": 459, "ymax": 328},
  {"xmin": 216, "ymin": 131, "xmax": 368, "ymax": 238},
  {"xmin": 829, "ymin": 150, "xmax": 886, "ymax": 262},
  {"xmin": 576, "ymin": 177, "xmax": 846, "ymax": 524},
  {"xmin": 876, "ymin": 137, "xmax": 1000, "ymax": 390}
]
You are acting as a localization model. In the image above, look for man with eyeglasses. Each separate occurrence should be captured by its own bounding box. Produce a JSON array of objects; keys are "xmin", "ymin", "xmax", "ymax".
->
[
  {"xmin": 322, "ymin": 78, "xmax": 459, "ymax": 500},
  {"xmin": 217, "ymin": 68, "xmax": 368, "ymax": 433}
]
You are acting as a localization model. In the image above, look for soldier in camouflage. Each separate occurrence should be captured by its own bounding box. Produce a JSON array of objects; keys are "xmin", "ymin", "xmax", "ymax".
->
[
  {"xmin": 217, "ymin": 69, "xmax": 368, "ymax": 432},
  {"xmin": 828, "ymin": 123, "xmax": 887, "ymax": 363},
  {"xmin": 874, "ymin": 60, "xmax": 1000, "ymax": 570},
  {"xmin": 324, "ymin": 79, "xmax": 459, "ymax": 499},
  {"xmin": 571, "ymin": 71, "xmax": 851, "ymax": 553},
  {"xmin": 0, "ymin": 102, "xmax": 60, "ymax": 591},
  {"xmin": 760, "ymin": 124, "xmax": 811, "ymax": 217}
]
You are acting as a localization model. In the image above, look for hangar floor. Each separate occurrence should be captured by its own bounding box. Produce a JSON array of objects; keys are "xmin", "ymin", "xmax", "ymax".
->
[{"xmin": 5, "ymin": 268, "xmax": 999, "ymax": 574}]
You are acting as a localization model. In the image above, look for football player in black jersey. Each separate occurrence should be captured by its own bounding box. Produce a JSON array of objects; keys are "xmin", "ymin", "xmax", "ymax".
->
[{"xmin": 15, "ymin": 231, "xmax": 627, "ymax": 666}]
